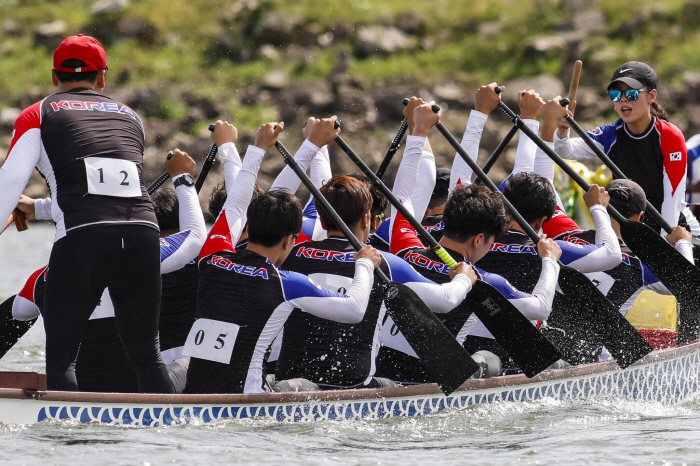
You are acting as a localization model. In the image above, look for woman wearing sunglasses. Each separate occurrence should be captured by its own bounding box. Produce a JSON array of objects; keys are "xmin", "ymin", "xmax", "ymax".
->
[{"xmin": 552, "ymin": 61, "xmax": 688, "ymax": 232}]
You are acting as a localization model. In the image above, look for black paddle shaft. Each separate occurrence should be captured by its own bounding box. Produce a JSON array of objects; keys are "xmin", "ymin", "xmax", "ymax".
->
[
  {"xmin": 146, "ymin": 151, "xmax": 176, "ymax": 195},
  {"xmin": 333, "ymin": 123, "xmax": 563, "ymax": 377},
  {"xmin": 560, "ymin": 103, "xmax": 673, "ymax": 233},
  {"xmin": 193, "ymin": 124, "xmax": 218, "ymax": 194},
  {"xmin": 376, "ymin": 115, "xmax": 410, "ymax": 179},
  {"xmin": 274, "ymin": 139, "xmax": 480, "ymax": 395},
  {"xmin": 477, "ymin": 124, "xmax": 519, "ymax": 181}
]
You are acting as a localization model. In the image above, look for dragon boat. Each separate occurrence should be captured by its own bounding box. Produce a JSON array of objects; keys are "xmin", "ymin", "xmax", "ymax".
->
[{"xmin": 0, "ymin": 338, "xmax": 697, "ymax": 426}]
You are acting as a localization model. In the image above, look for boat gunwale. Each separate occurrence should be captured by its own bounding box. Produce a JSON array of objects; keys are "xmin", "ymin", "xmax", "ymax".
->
[{"xmin": 2, "ymin": 340, "xmax": 696, "ymax": 406}]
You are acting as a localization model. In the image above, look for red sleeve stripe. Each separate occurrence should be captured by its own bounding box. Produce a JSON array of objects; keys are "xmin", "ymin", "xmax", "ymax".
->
[
  {"xmin": 198, "ymin": 211, "xmax": 236, "ymax": 262},
  {"xmin": 18, "ymin": 266, "xmax": 48, "ymax": 303},
  {"xmin": 543, "ymin": 207, "xmax": 581, "ymax": 239},
  {"xmin": 7, "ymin": 101, "xmax": 42, "ymax": 159},
  {"xmin": 390, "ymin": 210, "xmax": 424, "ymax": 255},
  {"xmin": 656, "ymin": 119, "xmax": 687, "ymax": 196}
]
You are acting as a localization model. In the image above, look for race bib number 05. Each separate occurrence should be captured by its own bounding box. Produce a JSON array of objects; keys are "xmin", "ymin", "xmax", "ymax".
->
[
  {"xmin": 182, "ymin": 318, "xmax": 240, "ymax": 364},
  {"xmin": 85, "ymin": 157, "xmax": 142, "ymax": 198}
]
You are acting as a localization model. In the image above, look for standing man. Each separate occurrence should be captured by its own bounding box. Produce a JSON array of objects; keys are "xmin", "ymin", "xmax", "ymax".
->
[{"xmin": 0, "ymin": 35, "xmax": 171, "ymax": 392}]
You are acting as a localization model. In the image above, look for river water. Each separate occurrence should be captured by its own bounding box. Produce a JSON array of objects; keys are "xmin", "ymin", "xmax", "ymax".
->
[{"xmin": 1, "ymin": 223, "xmax": 700, "ymax": 465}]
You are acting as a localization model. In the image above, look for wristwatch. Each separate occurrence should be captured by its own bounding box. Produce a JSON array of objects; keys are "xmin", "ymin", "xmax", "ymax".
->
[{"xmin": 173, "ymin": 173, "xmax": 195, "ymax": 188}]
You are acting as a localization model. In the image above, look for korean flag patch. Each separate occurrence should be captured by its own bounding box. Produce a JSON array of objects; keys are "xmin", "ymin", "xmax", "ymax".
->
[{"xmin": 670, "ymin": 151, "xmax": 682, "ymax": 161}]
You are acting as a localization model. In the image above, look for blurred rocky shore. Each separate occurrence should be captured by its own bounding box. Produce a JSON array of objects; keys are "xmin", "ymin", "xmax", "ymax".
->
[{"xmin": 4, "ymin": 0, "xmax": 700, "ymax": 217}]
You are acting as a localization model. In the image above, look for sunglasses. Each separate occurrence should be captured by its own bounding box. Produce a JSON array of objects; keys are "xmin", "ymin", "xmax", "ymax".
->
[{"xmin": 608, "ymin": 89, "xmax": 650, "ymax": 102}]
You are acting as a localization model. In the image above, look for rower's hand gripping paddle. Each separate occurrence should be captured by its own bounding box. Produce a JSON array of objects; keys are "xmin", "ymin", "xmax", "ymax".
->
[
  {"xmin": 148, "ymin": 124, "xmax": 217, "ymax": 195},
  {"xmin": 332, "ymin": 117, "xmax": 563, "ymax": 377},
  {"xmin": 274, "ymin": 137, "xmax": 480, "ymax": 395}
]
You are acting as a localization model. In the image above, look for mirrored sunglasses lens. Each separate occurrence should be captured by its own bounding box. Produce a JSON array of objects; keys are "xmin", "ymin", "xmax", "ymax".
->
[
  {"xmin": 625, "ymin": 89, "xmax": 640, "ymax": 101},
  {"xmin": 609, "ymin": 90, "xmax": 622, "ymax": 102}
]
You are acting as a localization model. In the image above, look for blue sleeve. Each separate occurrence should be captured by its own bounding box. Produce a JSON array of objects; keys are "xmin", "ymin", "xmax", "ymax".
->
[
  {"xmin": 279, "ymin": 270, "xmax": 346, "ymax": 301},
  {"xmin": 380, "ymin": 251, "xmax": 433, "ymax": 285},
  {"xmin": 301, "ymin": 199, "xmax": 318, "ymax": 239},
  {"xmin": 556, "ymin": 240, "xmax": 602, "ymax": 265},
  {"xmin": 160, "ymin": 230, "xmax": 192, "ymax": 263},
  {"xmin": 476, "ymin": 267, "xmax": 531, "ymax": 300},
  {"xmin": 586, "ymin": 122, "xmax": 618, "ymax": 153},
  {"xmin": 375, "ymin": 218, "xmax": 391, "ymax": 244},
  {"xmin": 641, "ymin": 263, "xmax": 661, "ymax": 286},
  {"xmin": 498, "ymin": 174, "xmax": 512, "ymax": 193}
]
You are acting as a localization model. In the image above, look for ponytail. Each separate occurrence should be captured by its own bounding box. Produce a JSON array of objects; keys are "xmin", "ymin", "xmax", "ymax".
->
[{"xmin": 650, "ymin": 99, "xmax": 669, "ymax": 121}]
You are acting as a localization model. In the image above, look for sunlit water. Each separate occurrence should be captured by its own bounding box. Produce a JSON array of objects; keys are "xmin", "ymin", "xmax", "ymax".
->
[{"xmin": 1, "ymin": 224, "xmax": 700, "ymax": 465}]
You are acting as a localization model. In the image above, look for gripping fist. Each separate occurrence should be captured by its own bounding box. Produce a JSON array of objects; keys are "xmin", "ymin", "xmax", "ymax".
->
[
  {"xmin": 474, "ymin": 83, "xmax": 503, "ymax": 115},
  {"xmin": 582, "ymin": 184, "xmax": 609, "ymax": 208},
  {"xmin": 211, "ymin": 120, "xmax": 238, "ymax": 147},
  {"xmin": 165, "ymin": 149, "xmax": 196, "ymax": 177},
  {"xmin": 518, "ymin": 90, "xmax": 545, "ymax": 120},
  {"xmin": 308, "ymin": 116, "xmax": 340, "ymax": 147},
  {"xmin": 355, "ymin": 245, "xmax": 382, "ymax": 268},
  {"xmin": 449, "ymin": 261, "xmax": 478, "ymax": 286},
  {"xmin": 403, "ymin": 96, "xmax": 426, "ymax": 134},
  {"xmin": 412, "ymin": 102, "xmax": 440, "ymax": 137},
  {"xmin": 537, "ymin": 234, "xmax": 562, "ymax": 260},
  {"xmin": 254, "ymin": 122, "xmax": 285, "ymax": 150}
]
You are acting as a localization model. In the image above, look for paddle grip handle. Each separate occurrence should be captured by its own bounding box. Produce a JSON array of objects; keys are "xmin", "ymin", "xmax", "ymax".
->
[
  {"xmin": 208, "ymin": 124, "xmax": 215, "ymax": 132},
  {"xmin": 495, "ymin": 86, "xmax": 502, "ymax": 95},
  {"xmin": 13, "ymin": 210, "xmax": 28, "ymax": 232}
]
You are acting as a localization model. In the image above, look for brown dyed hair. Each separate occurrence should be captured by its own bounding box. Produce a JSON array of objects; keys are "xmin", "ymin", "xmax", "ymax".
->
[{"xmin": 315, "ymin": 175, "xmax": 373, "ymax": 230}]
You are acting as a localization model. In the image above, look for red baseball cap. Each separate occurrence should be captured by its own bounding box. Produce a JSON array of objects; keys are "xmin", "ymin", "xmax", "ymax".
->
[{"xmin": 53, "ymin": 34, "xmax": 108, "ymax": 72}]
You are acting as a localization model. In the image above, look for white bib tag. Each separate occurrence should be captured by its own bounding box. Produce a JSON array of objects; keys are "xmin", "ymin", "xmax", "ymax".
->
[
  {"xmin": 585, "ymin": 271, "xmax": 616, "ymax": 295},
  {"xmin": 379, "ymin": 315, "xmax": 417, "ymax": 358},
  {"xmin": 182, "ymin": 318, "xmax": 239, "ymax": 364},
  {"xmin": 85, "ymin": 157, "xmax": 142, "ymax": 198}
]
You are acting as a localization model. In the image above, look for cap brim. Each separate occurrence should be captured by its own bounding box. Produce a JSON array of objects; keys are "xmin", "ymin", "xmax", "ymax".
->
[{"xmin": 607, "ymin": 77, "xmax": 645, "ymax": 91}]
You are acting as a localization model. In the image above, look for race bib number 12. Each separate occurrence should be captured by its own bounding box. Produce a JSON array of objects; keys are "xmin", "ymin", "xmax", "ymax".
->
[
  {"xmin": 85, "ymin": 157, "xmax": 142, "ymax": 198},
  {"xmin": 182, "ymin": 318, "xmax": 240, "ymax": 364}
]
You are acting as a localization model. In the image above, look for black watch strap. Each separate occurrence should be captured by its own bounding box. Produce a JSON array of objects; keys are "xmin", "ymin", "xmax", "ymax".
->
[{"xmin": 173, "ymin": 174, "xmax": 195, "ymax": 188}]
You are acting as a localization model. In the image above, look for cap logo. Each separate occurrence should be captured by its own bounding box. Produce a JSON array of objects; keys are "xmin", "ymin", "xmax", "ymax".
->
[{"xmin": 620, "ymin": 68, "xmax": 633, "ymax": 73}]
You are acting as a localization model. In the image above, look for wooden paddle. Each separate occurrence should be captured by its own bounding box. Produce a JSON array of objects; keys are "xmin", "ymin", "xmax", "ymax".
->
[
  {"xmin": 275, "ymin": 138, "xmax": 480, "ymax": 395},
  {"xmin": 558, "ymin": 103, "xmax": 700, "ymax": 343},
  {"xmin": 2, "ymin": 209, "xmax": 28, "ymax": 235},
  {"xmin": 332, "ymin": 121, "xmax": 563, "ymax": 377},
  {"xmin": 568, "ymin": 60, "xmax": 583, "ymax": 110},
  {"xmin": 491, "ymin": 99, "xmax": 654, "ymax": 366}
]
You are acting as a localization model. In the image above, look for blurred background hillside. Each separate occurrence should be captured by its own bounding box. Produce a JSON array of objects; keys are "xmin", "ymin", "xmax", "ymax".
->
[{"xmin": 3, "ymin": 0, "xmax": 700, "ymax": 215}]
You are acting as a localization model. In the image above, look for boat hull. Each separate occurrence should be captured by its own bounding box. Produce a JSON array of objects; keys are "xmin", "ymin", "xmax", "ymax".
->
[{"xmin": 1, "ymin": 342, "xmax": 699, "ymax": 426}]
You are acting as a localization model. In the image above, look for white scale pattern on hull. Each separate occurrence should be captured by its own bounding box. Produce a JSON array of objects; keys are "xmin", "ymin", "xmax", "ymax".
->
[{"xmin": 31, "ymin": 349, "xmax": 700, "ymax": 426}]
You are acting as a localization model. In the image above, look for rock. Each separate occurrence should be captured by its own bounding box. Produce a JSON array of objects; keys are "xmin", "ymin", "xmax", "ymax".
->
[
  {"xmin": 123, "ymin": 88, "xmax": 163, "ymax": 118},
  {"xmin": 572, "ymin": 10, "xmax": 606, "ymax": 34},
  {"xmin": 432, "ymin": 83, "xmax": 471, "ymax": 109},
  {"xmin": 144, "ymin": 118, "xmax": 176, "ymax": 147},
  {"xmin": 317, "ymin": 32, "xmax": 334, "ymax": 47},
  {"xmin": 258, "ymin": 11, "xmax": 304, "ymax": 46},
  {"xmin": 181, "ymin": 92, "xmax": 220, "ymax": 119},
  {"xmin": 0, "ymin": 108, "xmax": 20, "ymax": 130},
  {"xmin": 33, "ymin": 21, "xmax": 67, "ymax": 49},
  {"xmin": 395, "ymin": 11, "xmax": 427, "ymax": 36},
  {"xmin": 354, "ymin": 25, "xmax": 417, "ymax": 58},
  {"xmin": 684, "ymin": 104, "xmax": 700, "ymax": 135},
  {"xmin": 91, "ymin": 0, "xmax": 129, "ymax": 15},
  {"xmin": 262, "ymin": 70, "xmax": 289, "ymax": 90},
  {"xmin": 478, "ymin": 20, "xmax": 502, "ymax": 37},
  {"xmin": 117, "ymin": 16, "xmax": 158, "ymax": 44},
  {"xmin": 335, "ymin": 82, "xmax": 372, "ymax": 115},
  {"xmin": 2, "ymin": 20, "xmax": 20, "ymax": 36},
  {"xmin": 505, "ymin": 74, "xmax": 566, "ymax": 102},
  {"xmin": 284, "ymin": 80, "xmax": 334, "ymax": 113},
  {"xmin": 259, "ymin": 44, "xmax": 279, "ymax": 60}
]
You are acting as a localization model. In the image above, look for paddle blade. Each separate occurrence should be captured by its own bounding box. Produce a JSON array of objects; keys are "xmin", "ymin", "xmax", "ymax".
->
[
  {"xmin": 466, "ymin": 280, "xmax": 562, "ymax": 378},
  {"xmin": 384, "ymin": 282, "xmax": 479, "ymax": 395},
  {"xmin": 0, "ymin": 296, "xmax": 36, "ymax": 360},
  {"xmin": 557, "ymin": 265, "xmax": 652, "ymax": 368},
  {"xmin": 620, "ymin": 220, "xmax": 700, "ymax": 344}
]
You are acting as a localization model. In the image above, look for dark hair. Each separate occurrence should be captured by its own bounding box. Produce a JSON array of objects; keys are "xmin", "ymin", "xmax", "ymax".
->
[
  {"xmin": 246, "ymin": 189, "xmax": 302, "ymax": 247},
  {"xmin": 650, "ymin": 98, "xmax": 669, "ymax": 121},
  {"xmin": 443, "ymin": 184, "xmax": 508, "ymax": 242},
  {"xmin": 428, "ymin": 192, "xmax": 449, "ymax": 210},
  {"xmin": 55, "ymin": 59, "xmax": 99, "ymax": 84},
  {"xmin": 348, "ymin": 172, "xmax": 388, "ymax": 216},
  {"xmin": 315, "ymin": 175, "xmax": 373, "ymax": 230},
  {"xmin": 503, "ymin": 172, "xmax": 556, "ymax": 224},
  {"xmin": 152, "ymin": 188, "xmax": 180, "ymax": 231},
  {"xmin": 208, "ymin": 181, "xmax": 264, "ymax": 219}
]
